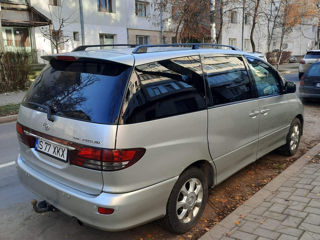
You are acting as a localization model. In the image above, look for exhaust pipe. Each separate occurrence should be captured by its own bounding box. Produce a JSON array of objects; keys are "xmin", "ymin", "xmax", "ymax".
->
[{"xmin": 31, "ymin": 199, "xmax": 57, "ymax": 213}]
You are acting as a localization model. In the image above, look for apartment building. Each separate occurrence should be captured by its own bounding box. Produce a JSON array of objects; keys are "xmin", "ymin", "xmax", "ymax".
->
[
  {"xmin": 0, "ymin": 0, "xmax": 175, "ymax": 62},
  {"xmin": 218, "ymin": 1, "xmax": 318, "ymax": 56}
]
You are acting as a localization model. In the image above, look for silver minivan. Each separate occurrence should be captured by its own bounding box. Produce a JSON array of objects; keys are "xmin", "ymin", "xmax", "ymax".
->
[{"xmin": 16, "ymin": 44, "xmax": 303, "ymax": 234}]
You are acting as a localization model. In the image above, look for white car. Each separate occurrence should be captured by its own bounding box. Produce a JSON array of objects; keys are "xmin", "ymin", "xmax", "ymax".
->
[{"xmin": 299, "ymin": 50, "xmax": 320, "ymax": 78}]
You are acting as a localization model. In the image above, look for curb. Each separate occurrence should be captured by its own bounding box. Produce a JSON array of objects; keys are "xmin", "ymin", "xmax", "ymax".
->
[
  {"xmin": 200, "ymin": 142, "xmax": 320, "ymax": 240},
  {"xmin": 0, "ymin": 115, "xmax": 17, "ymax": 124}
]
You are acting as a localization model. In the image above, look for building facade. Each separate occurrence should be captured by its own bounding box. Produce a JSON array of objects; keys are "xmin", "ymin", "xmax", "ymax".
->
[
  {"xmin": 217, "ymin": 1, "xmax": 318, "ymax": 56},
  {"xmin": 0, "ymin": 0, "xmax": 175, "ymax": 63}
]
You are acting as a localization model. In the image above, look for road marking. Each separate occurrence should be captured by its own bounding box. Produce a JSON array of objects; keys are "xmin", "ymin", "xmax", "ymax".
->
[{"xmin": 0, "ymin": 161, "xmax": 15, "ymax": 169}]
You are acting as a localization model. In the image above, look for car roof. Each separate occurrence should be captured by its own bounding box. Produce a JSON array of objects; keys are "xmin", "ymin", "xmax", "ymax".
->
[
  {"xmin": 42, "ymin": 47, "xmax": 258, "ymax": 66},
  {"xmin": 307, "ymin": 50, "xmax": 320, "ymax": 53}
]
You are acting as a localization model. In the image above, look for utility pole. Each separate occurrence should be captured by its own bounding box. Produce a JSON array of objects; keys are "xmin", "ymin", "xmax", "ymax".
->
[
  {"xmin": 241, "ymin": 0, "xmax": 245, "ymax": 50},
  {"xmin": 79, "ymin": 0, "xmax": 85, "ymax": 45},
  {"xmin": 0, "ymin": 3, "xmax": 3, "ymax": 51},
  {"xmin": 210, "ymin": 0, "xmax": 216, "ymax": 43},
  {"xmin": 160, "ymin": 1, "xmax": 163, "ymax": 44}
]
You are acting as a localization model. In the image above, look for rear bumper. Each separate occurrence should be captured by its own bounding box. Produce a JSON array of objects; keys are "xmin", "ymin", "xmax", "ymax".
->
[
  {"xmin": 17, "ymin": 154, "xmax": 177, "ymax": 231},
  {"xmin": 300, "ymin": 86, "xmax": 320, "ymax": 99},
  {"xmin": 300, "ymin": 92, "xmax": 320, "ymax": 99}
]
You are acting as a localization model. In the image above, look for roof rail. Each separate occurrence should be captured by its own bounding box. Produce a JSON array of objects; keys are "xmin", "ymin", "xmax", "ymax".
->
[
  {"xmin": 132, "ymin": 43, "xmax": 239, "ymax": 54},
  {"xmin": 73, "ymin": 44, "xmax": 138, "ymax": 52}
]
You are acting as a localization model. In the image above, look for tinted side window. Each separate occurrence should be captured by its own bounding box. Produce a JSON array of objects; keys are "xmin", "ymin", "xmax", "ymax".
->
[
  {"xmin": 119, "ymin": 55, "xmax": 206, "ymax": 124},
  {"xmin": 246, "ymin": 57, "xmax": 281, "ymax": 97},
  {"xmin": 202, "ymin": 55, "xmax": 252, "ymax": 106}
]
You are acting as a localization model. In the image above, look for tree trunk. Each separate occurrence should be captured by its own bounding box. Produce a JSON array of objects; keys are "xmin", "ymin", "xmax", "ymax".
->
[
  {"xmin": 276, "ymin": 26, "xmax": 285, "ymax": 70},
  {"xmin": 216, "ymin": 0, "xmax": 223, "ymax": 43},
  {"xmin": 250, "ymin": 0, "xmax": 260, "ymax": 52}
]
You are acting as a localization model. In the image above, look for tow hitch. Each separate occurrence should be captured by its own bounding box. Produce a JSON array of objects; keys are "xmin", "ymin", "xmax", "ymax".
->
[{"xmin": 31, "ymin": 199, "xmax": 57, "ymax": 213}]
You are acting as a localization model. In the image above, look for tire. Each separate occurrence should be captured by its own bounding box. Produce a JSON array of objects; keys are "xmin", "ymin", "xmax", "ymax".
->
[
  {"xmin": 299, "ymin": 72, "xmax": 303, "ymax": 79},
  {"xmin": 163, "ymin": 167, "xmax": 208, "ymax": 234},
  {"xmin": 279, "ymin": 118, "xmax": 302, "ymax": 156}
]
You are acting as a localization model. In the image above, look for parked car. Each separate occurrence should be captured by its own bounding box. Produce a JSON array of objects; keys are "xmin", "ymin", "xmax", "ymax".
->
[
  {"xmin": 300, "ymin": 62, "xmax": 320, "ymax": 101},
  {"xmin": 289, "ymin": 56, "xmax": 297, "ymax": 63},
  {"xmin": 299, "ymin": 50, "xmax": 320, "ymax": 79},
  {"xmin": 16, "ymin": 44, "xmax": 303, "ymax": 234}
]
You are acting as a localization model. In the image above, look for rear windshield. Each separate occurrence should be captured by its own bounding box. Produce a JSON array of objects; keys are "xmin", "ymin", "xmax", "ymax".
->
[
  {"xmin": 22, "ymin": 58, "xmax": 132, "ymax": 124},
  {"xmin": 305, "ymin": 52, "xmax": 320, "ymax": 59},
  {"xmin": 306, "ymin": 64, "xmax": 320, "ymax": 77}
]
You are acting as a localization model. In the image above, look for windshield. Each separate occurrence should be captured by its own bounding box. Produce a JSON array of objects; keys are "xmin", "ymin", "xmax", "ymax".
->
[{"xmin": 22, "ymin": 58, "xmax": 132, "ymax": 124}]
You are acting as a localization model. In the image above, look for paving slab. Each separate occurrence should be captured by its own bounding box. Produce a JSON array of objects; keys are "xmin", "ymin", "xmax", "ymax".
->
[{"xmin": 200, "ymin": 143, "xmax": 320, "ymax": 240}]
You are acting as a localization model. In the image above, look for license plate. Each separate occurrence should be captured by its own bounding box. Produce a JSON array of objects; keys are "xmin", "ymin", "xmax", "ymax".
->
[
  {"xmin": 316, "ymin": 83, "xmax": 320, "ymax": 87},
  {"xmin": 35, "ymin": 138, "xmax": 68, "ymax": 162}
]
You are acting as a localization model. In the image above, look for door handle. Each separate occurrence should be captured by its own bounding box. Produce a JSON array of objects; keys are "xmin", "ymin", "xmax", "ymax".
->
[
  {"xmin": 249, "ymin": 110, "xmax": 260, "ymax": 118},
  {"xmin": 260, "ymin": 109, "xmax": 270, "ymax": 115}
]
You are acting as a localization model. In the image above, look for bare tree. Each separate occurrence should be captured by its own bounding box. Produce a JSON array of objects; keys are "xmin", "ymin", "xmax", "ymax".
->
[
  {"xmin": 275, "ymin": 0, "xmax": 317, "ymax": 68},
  {"xmin": 152, "ymin": 0, "xmax": 211, "ymax": 43},
  {"xmin": 39, "ymin": 1, "xmax": 76, "ymax": 53}
]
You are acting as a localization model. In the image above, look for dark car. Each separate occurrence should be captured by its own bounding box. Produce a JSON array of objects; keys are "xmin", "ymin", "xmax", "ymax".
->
[{"xmin": 300, "ymin": 62, "xmax": 320, "ymax": 100}]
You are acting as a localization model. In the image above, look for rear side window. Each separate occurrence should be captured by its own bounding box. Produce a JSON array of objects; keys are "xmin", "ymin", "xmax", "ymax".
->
[
  {"xmin": 23, "ymin": 59, "xmax": 132, "ymax": 124},
  {"xmin": 202, "ymin": 55, "xmax": 253, "ymax": 106},
  {"xmin": 119, "ymin": 55, "xmax": 206, "ymax": 124},
  {"xmin": 305, "ymin": 52, "xmax": 320, "ymax": 59}
]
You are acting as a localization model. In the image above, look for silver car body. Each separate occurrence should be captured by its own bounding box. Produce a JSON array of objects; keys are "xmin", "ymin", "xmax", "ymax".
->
[{"xmin": 16, "ymin": 47, "xmax": 303, "ymax": 231}]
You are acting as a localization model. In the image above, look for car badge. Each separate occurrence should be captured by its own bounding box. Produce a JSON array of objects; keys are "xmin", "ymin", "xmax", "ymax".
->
[{"xmin": 43, "ymin": 122, "xmax": 50, "ymax": 131}]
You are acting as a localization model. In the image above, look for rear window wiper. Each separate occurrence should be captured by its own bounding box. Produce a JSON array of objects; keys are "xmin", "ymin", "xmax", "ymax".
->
[{"xmin": 27, "ymin": 102, "xmax": 55, "ymax": 122}]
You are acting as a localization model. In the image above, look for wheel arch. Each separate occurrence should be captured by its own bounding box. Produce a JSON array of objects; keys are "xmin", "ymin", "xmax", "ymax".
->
[
  {"xmin": 295, "ymin": 114, "xmax": 304, "ymax": 135},
  {"xmin": 181, "ymin": 160, "xmax": 215, "ymax": 188}
]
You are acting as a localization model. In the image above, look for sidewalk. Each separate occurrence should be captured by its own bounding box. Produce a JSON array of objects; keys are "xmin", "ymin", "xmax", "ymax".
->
[
  {"xmin": 201, "ymin": 143, "xmax": 320, "ymax": 240},
  {"xmin": 0, "ymin": 91, "xmax": 26, "ymax": 106}
]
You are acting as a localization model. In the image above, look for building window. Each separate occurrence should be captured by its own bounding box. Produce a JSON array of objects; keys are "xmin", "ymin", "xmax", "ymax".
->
[
  {"xmin": 136, "ymin": 35, "xmax": 150, "ymax": 45},
  {"xmin": 136, "ymin": 1, "xmax": 148, "ymax": 17},
  {"xmin": 73, "ymin": 32, "xmax": 79, "ymax": 41},
  {"xmin": 244, "ymin": 14, "xmax": 249, "ymax": 25},
  {"xmin": 244, "ymin": 39, "xmax": 250, "ymax": 51},
  {"xmin": 98, "ymin": 0, "xmax": 113, "ymax": 13},
  {"xmin": 99, "ymin": 33, "xmax": 115, "ymax": 48},
  {"xmin": 229, "ymin": 38, "xmax": 237, "ymax": 47},
  {"xmin": 231, "ymin": 11, "xmax": 238, "ymax": 24},
  {"xmin": 49, "ymin": 0, "xmax": 61, "ymax": 6}
]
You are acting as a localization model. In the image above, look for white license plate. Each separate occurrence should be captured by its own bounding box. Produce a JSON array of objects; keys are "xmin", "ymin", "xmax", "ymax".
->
[
  {"xmin": 316, "ymin": 83, "xmax": 320, "ymax": 87},
  {"xmin": 35, "ymin": 138, "xmax": 68, "ymax": 162}
]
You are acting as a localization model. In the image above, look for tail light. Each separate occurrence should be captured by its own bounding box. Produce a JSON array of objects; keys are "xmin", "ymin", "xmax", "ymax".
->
[
  {"xmin": 300, "ymin": 60, "xmax": 306, "ymax": 64},
  {"xmin": 16, "ymin": 122, "xmax": 35, "ymax": 148},
  {"xmin": 70, "ymin": 147, "xmax": 145, "ymax": 171}
]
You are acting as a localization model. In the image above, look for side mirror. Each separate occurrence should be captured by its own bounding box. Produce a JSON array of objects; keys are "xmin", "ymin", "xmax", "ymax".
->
[{"xmin": 284, "ymin": 81, "xmax": 296, "ymax": 94}]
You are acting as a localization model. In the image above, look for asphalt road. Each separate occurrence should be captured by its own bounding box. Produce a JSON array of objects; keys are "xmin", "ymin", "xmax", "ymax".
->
[{"xmin": 0, "ymin": 73, "xmax": 317, "ymax": 240}]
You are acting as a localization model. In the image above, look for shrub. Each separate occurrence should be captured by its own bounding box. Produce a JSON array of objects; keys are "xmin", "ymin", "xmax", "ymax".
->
[
  {"xmin": 266, "ymin": 51, "xmax": 292, "ymax": 65},
  {"xmin": 0, "ymin": 51, "xmax": 32, "ymax": 93}
]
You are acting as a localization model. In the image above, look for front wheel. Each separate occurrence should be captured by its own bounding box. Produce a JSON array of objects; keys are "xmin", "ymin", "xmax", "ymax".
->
[
  {"xmin": 279, "ymin": 118, "xmax": 302, "ymax": 156},
  {"xmin": 163, "ymin": 167, "xmax": 208, "ymax": 234}
]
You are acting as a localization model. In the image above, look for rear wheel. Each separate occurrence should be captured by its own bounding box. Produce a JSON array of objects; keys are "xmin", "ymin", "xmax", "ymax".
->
[
  {"xmin": 279, "ymin": 118, "xmax": 302, "ymax": 156},
  {"xmin": 163, "ymin": 167, "xmax": 208, "ymax": 234}
]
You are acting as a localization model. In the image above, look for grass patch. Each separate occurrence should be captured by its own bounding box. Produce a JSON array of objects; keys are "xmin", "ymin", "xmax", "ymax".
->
[{"xmin": 0, "ymin": 104, "xmax": 20, "ymax": 117}]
